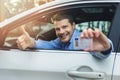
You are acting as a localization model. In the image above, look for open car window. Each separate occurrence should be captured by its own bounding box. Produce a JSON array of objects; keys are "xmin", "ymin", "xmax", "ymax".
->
[{"xmin": 1, "ymin": 2, "xmax": 117, "ymax": 51}]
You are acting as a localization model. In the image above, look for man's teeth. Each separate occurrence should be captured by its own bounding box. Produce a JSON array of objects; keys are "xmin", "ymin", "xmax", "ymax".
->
[{"xmin": 61, "ymin": 34, "xmax": 67, "ymax": 39}]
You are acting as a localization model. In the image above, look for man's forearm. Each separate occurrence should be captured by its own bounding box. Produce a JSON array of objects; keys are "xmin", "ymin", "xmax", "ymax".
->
[{"xmin": 90, "ymin": 39, "xmax": 114, "ymax": 59}]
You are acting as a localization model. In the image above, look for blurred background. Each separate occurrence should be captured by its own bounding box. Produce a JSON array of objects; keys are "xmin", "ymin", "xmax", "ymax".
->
[{"xmin": 0, "ymin": 0, "xmax": 54, "ymax": 22}]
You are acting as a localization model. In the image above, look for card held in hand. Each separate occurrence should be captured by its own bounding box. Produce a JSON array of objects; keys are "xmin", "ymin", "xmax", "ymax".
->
[{"xmin": 74, "ymin": 37, "xmax": 93, "ymax": 50}]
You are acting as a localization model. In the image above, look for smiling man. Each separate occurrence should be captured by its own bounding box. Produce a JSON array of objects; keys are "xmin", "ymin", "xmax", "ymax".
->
[
  {"xmin": 54, "ymin": 19, "xmax": 75, "ymax": 43},
  {"xmin": 16, "ymin": 12, "xmax": 113, "ymax": 59}
]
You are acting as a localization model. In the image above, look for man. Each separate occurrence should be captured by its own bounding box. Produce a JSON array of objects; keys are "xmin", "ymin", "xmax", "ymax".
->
[{"xmin": 16, "ymin": 13, "xmax": 113, "ymax": 59}]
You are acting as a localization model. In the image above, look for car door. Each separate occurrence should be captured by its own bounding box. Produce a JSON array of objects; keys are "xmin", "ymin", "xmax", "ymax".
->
[{"xmin": 0, "ymin": 1, "xmax": 119, "ymax": 80}]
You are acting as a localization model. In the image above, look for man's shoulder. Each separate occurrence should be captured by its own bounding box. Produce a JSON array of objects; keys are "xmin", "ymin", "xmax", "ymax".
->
[
  {"xmin": 70, "ymin": 29, "xmax": 81, "ymax": 42},
  {"xmin": 74, "ymin": 29, "xmax": 81, "ymax": 36}
]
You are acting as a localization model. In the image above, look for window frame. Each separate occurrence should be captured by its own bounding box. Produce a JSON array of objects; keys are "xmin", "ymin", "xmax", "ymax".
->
[{"xmin": 109, "ymin": 3, "xmax": 120, "ymax": 52}]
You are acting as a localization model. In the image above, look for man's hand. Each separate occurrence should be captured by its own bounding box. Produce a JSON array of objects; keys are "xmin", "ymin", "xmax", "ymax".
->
[
  {"xmin": 16, "ymin": 26, "xmax": 35, "ymax": 50},
  {"xmin": 80, "ymin": 28, "xmax": 110, "ymax": 52}
]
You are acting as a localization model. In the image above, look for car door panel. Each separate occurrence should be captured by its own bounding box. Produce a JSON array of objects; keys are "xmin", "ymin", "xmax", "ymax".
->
[{"xmin": 0, "ymin": 50, "xmax": 116, "ymax": 80}]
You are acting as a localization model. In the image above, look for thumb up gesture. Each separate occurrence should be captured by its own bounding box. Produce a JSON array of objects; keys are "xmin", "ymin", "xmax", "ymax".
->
[{"xmin": 16, "ymin": 25, "xmax": 35, "ymax": 50}]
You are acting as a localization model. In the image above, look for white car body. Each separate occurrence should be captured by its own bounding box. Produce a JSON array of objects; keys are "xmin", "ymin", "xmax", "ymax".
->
[{"xmin": 0, "ymin": 50, "xmax": 116, "ymax": 80}]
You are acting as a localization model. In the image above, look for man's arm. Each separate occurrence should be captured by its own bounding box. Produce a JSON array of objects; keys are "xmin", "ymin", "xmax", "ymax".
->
[
  {"xmin": 16, "ymin": 26, "xmax": 60, "ymax": 50},
  {"xmin": 90, "ymin": 40, "xmax": 113, "ymax": 59},
  {"xmin": 34, "ymin": 39, "xmax": 60, "ymax": 49},
  {"xmin": 80, "ymin": 28, "xmax": 114, "ymax": 59}
]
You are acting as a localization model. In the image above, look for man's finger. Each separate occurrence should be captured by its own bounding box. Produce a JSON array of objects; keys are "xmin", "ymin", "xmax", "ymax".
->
[
  {"xmin": 17, "ymin": 41, "xmax": 23, "ymax": 50},
  {"xmin": 17, "ymin": 36, "xmax": 24, "ymax": 43},
  {"xmin": 20, "ymin": 42, "xmax": 27, "ymax": 50},
  {"xmin": 93, "ymin": 28, "xmax": 100, "ymax": 38},
  {"xmin": 20, "ymin": 25, "xmax": 30, "ymax": 37},
  {"xmin": 87, "ymin": 28, "xmax": 94, "ymax": 38},
  {"xmin": 80, "ymin": 29, "xmax": 89, "ymax": 38}
]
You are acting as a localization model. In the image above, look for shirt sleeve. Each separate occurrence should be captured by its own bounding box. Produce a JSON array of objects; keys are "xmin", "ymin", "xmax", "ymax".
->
[
  {"xmin": 34, "ymin": 39, "xmax": 61, "ymax": 49},
  {"xmin": 90, "ymin": 39, "xmax": 114, "ymax": 59}
]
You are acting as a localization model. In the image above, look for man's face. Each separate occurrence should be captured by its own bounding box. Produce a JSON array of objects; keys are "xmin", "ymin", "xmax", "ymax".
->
[{"xmin": 54, "ymin": 19, "xmax": 75, "ymax": 43}]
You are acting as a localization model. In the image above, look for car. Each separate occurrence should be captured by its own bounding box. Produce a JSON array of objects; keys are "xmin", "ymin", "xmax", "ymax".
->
[{"xmin": 0, "ymin": 0, "xmax": 120, "ymax": 80}]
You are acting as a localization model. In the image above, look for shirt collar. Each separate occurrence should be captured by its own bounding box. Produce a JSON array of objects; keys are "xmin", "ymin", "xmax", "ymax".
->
[
  {"xmin": 69, "ymin": 29, "xmax": 81, "ymax": 43},
  {"xmin": 59, "ymin": 29, "xmax": 81, "ymax": 47}
]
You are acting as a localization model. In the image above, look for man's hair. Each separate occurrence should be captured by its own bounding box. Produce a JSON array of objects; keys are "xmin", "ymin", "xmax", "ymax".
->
[{"xmin": 52, "ymin": 12, "xmax": 74, "ymax": 24}]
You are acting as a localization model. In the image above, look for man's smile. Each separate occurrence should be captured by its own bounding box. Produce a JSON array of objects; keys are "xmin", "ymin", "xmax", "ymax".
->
[{"xmin": 59, "ymin": 32, "xmax": 69, "ymax": 40}]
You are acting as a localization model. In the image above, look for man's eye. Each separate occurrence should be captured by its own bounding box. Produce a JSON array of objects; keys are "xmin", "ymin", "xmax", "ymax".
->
[
  {"xmin": 55, "ymin": 28, "xmax": 60, "ymax": 31},
  {"xmin": 63, "ymin": 26, "xmax": 67, "ymax": 29}
]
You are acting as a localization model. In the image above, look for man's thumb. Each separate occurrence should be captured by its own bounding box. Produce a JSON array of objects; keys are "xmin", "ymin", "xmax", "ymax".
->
[{"xmin": 20, "ymin": 25, "xmax": 29, "ymax": 36}]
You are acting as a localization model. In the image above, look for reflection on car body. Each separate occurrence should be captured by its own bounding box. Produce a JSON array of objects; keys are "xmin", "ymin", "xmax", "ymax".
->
[{"xmin": 0, "ymin": 0, "xmax": 120, "ymax": 80}]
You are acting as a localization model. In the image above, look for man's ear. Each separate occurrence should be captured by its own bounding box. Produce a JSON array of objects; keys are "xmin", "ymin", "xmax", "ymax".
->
[{"xmin": 72, "ymin": 22, "xmax": 76, "ymax": 29}]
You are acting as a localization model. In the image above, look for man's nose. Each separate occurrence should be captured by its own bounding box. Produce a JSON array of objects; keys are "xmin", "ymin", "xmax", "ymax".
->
[{"xmin": 59, "ymin": 28, "xmax": 64, "ymax": 33}]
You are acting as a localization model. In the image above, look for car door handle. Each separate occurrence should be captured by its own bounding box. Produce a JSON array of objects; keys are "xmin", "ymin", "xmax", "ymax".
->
[{"xmin": 67, "ymin": 71, "xmax": 105, "ymax": 79}]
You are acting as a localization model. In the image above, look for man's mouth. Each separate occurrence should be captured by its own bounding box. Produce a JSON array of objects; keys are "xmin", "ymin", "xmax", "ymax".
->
[{"xmin": 59, "ymin": 33, "xmax": 68, "ymax": 39}]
